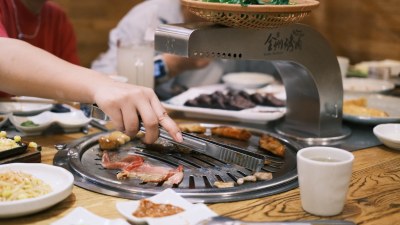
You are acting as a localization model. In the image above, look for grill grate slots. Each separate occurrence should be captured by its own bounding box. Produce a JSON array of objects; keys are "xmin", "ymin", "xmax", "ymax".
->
[
  {"xmin": 189, "ymin": 176, "xmax": 195, "ymax": 189},
  {"xmin": 202, "ymin": 176, "xmax": 213, "ymax": 188},
  {"xmin": 227, "ymin": 173, "xmax": 238, "ymax": 182},
  {"xmin": 190, "ymin": 155, "xmax": 221, "ymax": 167},
  {"xmin": 169, "ymin": 155, "xmax": 203, "ymax": 168}
]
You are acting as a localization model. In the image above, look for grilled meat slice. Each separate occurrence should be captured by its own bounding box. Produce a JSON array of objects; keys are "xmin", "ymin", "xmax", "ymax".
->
[
  {"xmin": 211, "ymin": 126, "xmax": 252, "ymax": 141},
  {"xmin": 259, "ymin": 134, "xmax": 285, "ymax": 157},
  {"xmin": 178, "ymin": 123, "xmax": 206, "ymax": 134}
]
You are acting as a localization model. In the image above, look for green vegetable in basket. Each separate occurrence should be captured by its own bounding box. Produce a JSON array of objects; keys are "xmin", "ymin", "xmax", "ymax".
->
[
  {"xmin": 20, "ymin": 120, "xmax": 39, "ymax": 127},
  {"xmin": 202, "ymin": 0, "xmax": 289, "ymax": 5}
]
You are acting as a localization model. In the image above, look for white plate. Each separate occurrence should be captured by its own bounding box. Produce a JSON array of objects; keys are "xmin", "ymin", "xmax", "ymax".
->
[
  {"xmin": 0, "ymin": 163, "xmax": 74, "ymax": 218},
  {"xmin": 52, "ymin": 207, "xmax": 129, "ymax": 225},
  {"xmin": 163, "ymin": 84, "xmax": 286, "ymax": 124},
  {"xmin": 0, "ymin": 98, "xmax": 53, "ymax": 116},
  {"xmin": 343, "ymin": 94, "xmax": 400, "ymax": 125},
  {"xmin": 373, "ymin": 123, "xmax": 400, "ymax": 150},
  {"xmin": 10, "ymin": 110, "xmax": 91, "ymax": 135},
  {"xmin": 343, "ymin": 78, "xmax": 395, "ymax": 93},
  {"xmin": 116, "ymin": 188, "xmax": 217, "ymax": 225},
  {"xmin": 222, "ymin": 72, "xmax": 275, "ymax": 90}
]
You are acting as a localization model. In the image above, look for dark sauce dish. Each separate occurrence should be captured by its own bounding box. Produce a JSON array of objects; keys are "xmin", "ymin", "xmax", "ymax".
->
[{"xmin": 0, "ymin": 139, "xmax": 28, "ymax": 160}]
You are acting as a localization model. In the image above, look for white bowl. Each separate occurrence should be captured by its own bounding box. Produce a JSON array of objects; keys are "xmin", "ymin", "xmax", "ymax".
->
[
  {"xmin": 222, "ymin": 72, "xmax": 275, "ymax": 90},
  {"xmin": 0, "ymin": 163, "xmax": 74, "ymax": 218},
  {"xmin": 10, "ymin": 110, "xmax": 91, "ymax": 135},
  {"xmin": 373, "ymin": 123, "xmax": 400, "ymax": 150}
]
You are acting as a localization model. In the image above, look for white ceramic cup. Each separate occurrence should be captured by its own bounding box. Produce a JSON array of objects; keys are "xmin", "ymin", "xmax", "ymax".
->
[{"xmin": 297, "ymin": 146, "xmax": 354, "ymax": 216}]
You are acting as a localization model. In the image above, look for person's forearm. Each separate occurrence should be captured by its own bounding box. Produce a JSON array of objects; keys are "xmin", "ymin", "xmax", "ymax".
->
[{"xmin": 0, "ymin": 38, "xmax": 110, "ymax": 103}]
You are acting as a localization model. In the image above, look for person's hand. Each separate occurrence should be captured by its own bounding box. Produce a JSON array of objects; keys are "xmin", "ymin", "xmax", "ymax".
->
[
  {"xmin": 92, "ymin": 82, "xmax": 182, "ymax": 144},
  {"xmin": 163, "ymin": 53, "xmax": 211, "ymax": 77}
]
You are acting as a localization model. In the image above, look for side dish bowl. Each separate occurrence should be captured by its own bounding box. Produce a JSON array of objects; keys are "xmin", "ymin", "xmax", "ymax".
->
[
  {"xmin": 373, "ymin": 123, "xmax": 400, "ymax": 150},
  {"xmin": 0, "ymin": 163, "xmax": 74, "ymax": 218},
  {"xmin": 10, "ymin": 110, "xmax": 91, "ymax": 135},
  {"xmin": 222, "ymin": 72, "xmax": 275, "ymax": 90}
]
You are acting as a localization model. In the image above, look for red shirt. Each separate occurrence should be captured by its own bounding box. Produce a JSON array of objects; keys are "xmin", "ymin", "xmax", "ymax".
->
[{"xmin": 0, "ymin": 0, "xmax": 80, "ymax": 97}]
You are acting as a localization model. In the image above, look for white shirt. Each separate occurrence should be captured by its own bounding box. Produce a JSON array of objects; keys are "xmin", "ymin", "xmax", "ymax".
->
[{"xmin": 91, "ymin": 0, "xmax": 278, "ymax": 89}]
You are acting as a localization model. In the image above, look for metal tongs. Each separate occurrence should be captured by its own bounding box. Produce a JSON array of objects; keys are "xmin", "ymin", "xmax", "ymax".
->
[
  {"xmin": 87, "ymin": 104, "xmax": 265, "ymax": 171},
  {"xmin": 156, "ymin": 127, "xmax": 265, "ymax": 171}
]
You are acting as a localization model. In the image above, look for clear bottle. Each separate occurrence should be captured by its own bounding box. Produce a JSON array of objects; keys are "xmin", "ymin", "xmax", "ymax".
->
[{"xmin": 116, "ymin": 6, "xmax": 157, "ymax": 88}]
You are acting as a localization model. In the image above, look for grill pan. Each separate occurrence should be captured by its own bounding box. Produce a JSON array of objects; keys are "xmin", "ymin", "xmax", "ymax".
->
[{"xmin": 53, "ymin": 123, "xmax": 300, "ymax": 203}]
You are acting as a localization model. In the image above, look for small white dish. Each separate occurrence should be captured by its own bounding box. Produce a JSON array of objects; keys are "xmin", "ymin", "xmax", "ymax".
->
[
  {"xmin": 222, "ymin": 72, "xmax": 275, "ymax": 90},
  {"xmin": 52, "ymin": 207, "xmax": 129, "ymax": 225},
  {"xmin": 0, "ymin": 163, "xmax": 74, "ymax": 218},
  {"xmin": 116, "ymin": 188, "xmax": 217, "ymax": 225},
  {"xmin": 10, "ymin": 110, "xmax": 91, "ymax": 135},
  {"xmin": 373, "ymin": 123, "xmax": 400, "ymax": 150},
  {"xmin": 343, "ymin": 78, "xmax": 395, "ymax": 93}
]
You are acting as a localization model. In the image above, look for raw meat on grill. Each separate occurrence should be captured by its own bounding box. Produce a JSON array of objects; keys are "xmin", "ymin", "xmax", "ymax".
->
[
  {"xmin": 117, "ymin": 164, "xmax": 184, "ymax": 185},
  {"xmin": 101, "ymin": 151, "xmax": 184, "ymax": 185}
]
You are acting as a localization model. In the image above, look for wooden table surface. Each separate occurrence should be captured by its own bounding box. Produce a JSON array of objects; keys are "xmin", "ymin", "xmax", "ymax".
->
[{"xmin": 1, "ymin": 120, "xmax": 400, "ymax": 225}]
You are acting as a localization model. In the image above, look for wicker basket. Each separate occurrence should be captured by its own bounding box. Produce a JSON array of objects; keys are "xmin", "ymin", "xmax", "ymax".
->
[{"xmin": 181, "ymin": 0, "xmax": 320, "ymax": 29}]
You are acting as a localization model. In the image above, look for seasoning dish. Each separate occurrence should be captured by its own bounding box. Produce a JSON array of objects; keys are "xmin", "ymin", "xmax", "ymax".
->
[
  {"xmin": 373, "ymin": 123, "xmax": 400, "ymax": 150},
  {"xmin": 116, "ymin": 188, "xmax": 217, "ymax": 225},
  {"xmin": 0, "ymin": 163, "xmax": 74, "ymax": 218},
  {"xmin": 51, "ymin": 207, "xmax": 129, "ymax": 225},
  {"xmin": 0, "ymin": 138, "xmax": 27, "ymax": 160},
  {"xmin": 10, "ymin": 110, "xmax": 91, "ymax": 135},
  {"xmin": 222, "ymin": 72, "xmax": 275, "ymax": 90}
]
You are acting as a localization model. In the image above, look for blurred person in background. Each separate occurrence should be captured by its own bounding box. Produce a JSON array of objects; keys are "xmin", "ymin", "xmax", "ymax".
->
[
  {"xmin": 0, "ymin": 0, "xmax": 79, "ymax": 97},
  {"xmin": 0, "ymin": 38, "xmax": 182, "ymax": 144},
  {"xmin": 92, "ymin": 0, "xmax": 279, "ymax": 100}
]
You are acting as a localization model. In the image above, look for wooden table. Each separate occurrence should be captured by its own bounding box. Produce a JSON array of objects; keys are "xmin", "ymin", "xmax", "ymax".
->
[{"xmin": 1, "ymin": 120, "xmax": 400, "ymax": 225}]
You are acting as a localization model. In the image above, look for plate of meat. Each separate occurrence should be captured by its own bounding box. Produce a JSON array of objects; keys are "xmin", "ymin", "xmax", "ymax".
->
[{"xmin": 162, "ymin": 84, "xmax": 286, "ymax": 124}]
